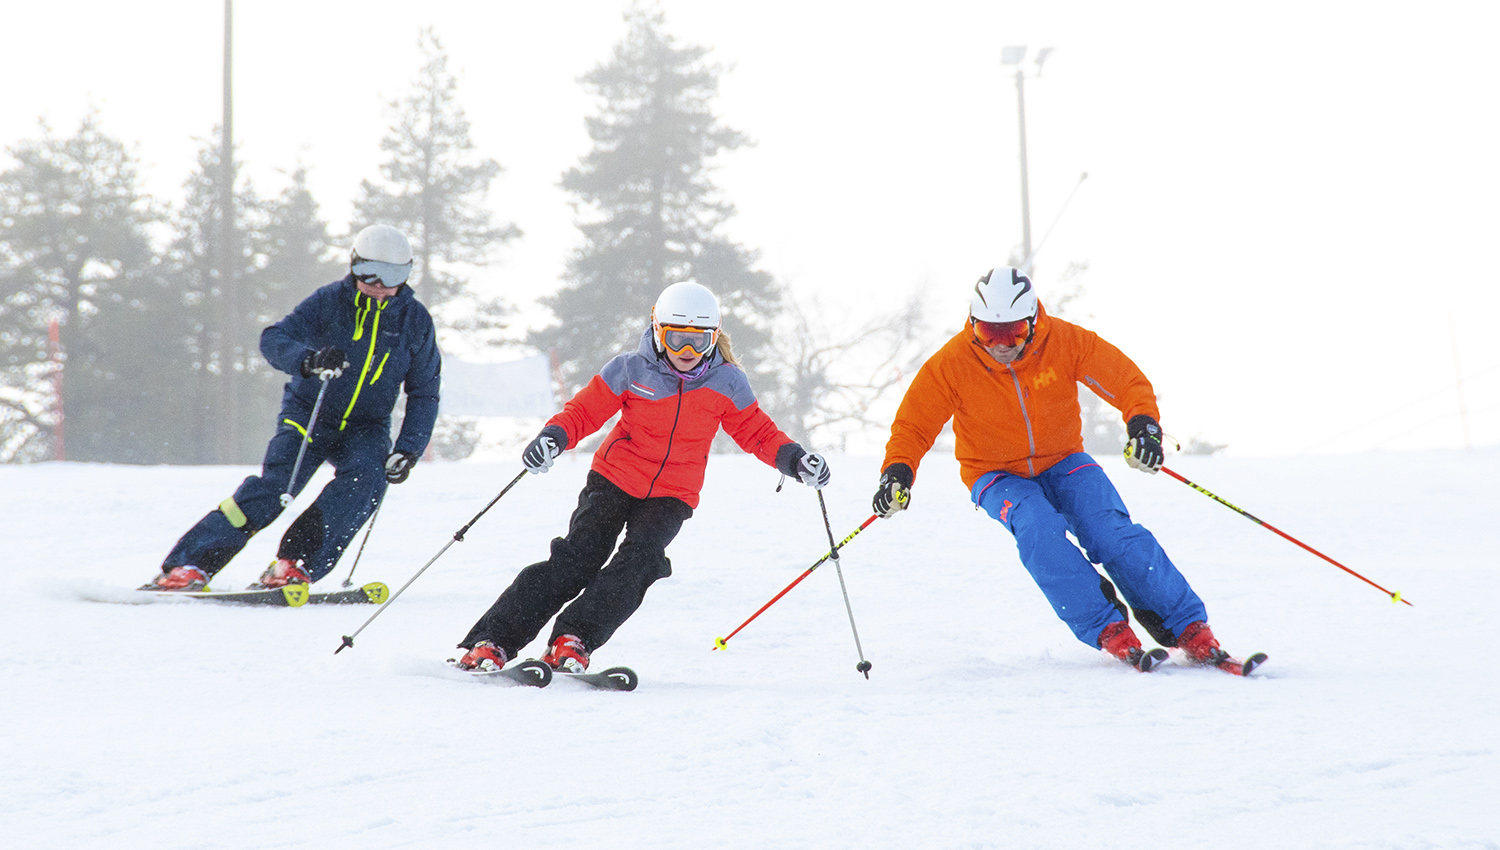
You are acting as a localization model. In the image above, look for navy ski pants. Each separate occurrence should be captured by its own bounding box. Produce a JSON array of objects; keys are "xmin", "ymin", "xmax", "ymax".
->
[
  {"xmin": 162, "ymin": 406, "xmax": 389, "ymax": 582},
  {"xmin": 971, "ymin": 452, "xmax": 1207, "ymax": 648},
  {"xmin": 460, "ymin": 471, "xmax": 692, "ymax": 660}
]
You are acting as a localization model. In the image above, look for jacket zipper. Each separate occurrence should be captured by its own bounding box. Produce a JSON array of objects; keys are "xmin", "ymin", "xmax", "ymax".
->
[
  {"xmin": 339, "ymin": 294, "xmax": 387, "ymax": 431},
  {"xmin": 1005, "ymin": 363, "xmax": 1038, "ymax": 477},
  {"xmin": 644, "ymin": 377, "xmax": 686, "ymax": 498}
]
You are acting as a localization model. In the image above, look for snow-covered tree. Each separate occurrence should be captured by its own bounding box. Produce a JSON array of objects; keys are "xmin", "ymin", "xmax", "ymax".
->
[
  {"xmin": 532, "ymin": 8, "xmax": 779, "ymax": 394},
  {"xmin": 352, "ymin": 28, "xmax": 519, "ymax": 335},
  {"xmin": 0, "ymin": 114, "xmax": 159, "ymax": 462}
]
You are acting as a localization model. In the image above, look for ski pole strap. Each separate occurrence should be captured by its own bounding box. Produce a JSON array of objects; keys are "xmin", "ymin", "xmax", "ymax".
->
[
  {"xmin": 714, "ymin": 513, "xmax": 878, "ymax": 649},
  {"xmin": 1159, "ymin": 465, "xmax": 1412, "ymax": 606}
]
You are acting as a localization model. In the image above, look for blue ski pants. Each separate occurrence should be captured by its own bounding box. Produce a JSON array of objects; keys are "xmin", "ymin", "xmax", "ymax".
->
[
  {"xmin": 162, "ymin": 406, "xmax": 389, "ymax": 582},
  {"xmin": 971, "ymin": 453, "xmax": 1207, "ymax": 648}
]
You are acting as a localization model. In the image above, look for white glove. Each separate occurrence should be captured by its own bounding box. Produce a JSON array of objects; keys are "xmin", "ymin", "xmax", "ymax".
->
[
  {"xmin": 522, "ymin": 433, "xmax": 562, "ymax": 474},
  {"xmin": 797, "ymin": 452, "xmax": 831, "ymax": 490}
]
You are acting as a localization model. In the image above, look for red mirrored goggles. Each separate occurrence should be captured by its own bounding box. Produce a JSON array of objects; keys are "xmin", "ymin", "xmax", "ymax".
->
[
  {"xmin": 658, "ymin": 324, "xmax": 719, "ymax": 357},
  {"xmin": 971, "ymin": 317, "xmax": 1033, "ymax": 348}
]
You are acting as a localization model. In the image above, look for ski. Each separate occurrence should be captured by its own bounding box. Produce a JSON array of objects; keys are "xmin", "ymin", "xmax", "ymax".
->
[
  {"xmin": 552, "ymin": 666, "xmax": 639, "ymax": 691},
  {"xmin": 1134, "ymin": 648, "xmax": 1170, "ymax": 673},
  {"xmin": 139, "ymin": 585, "xmax": 310, "ymax": 607},
  {"xmin": 444, "ymin": 658, "xmax": 552, "ymax": 688},
  {"xmin": 1214, "ymin": 651, "xmax": 1268, "ymax": 677},
  {"xmin": 1178, "ymin": 649, "xmax": 1268, "ymax": 677},
  {"xmin": 307, "ymin": 582, "xmax": 389, "ymax": 605}
]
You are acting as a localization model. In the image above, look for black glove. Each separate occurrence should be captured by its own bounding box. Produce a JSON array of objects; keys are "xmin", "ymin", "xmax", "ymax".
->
[
  {"xmin": 301, "ymin": 346, "xmax": 349, "ymax": 379},
  {"xmin": 385, "ymin": 451, "xmax": 417, "ymax": 484},
  {"xmin": 523, "ymin": 425, "xmax": 567, "ymax": 474},
  {"xmin": 796, "ymin": 452, "xmax": 832, "ymax": 490},
  {"xmin": 1125, "ymin": 414, "xmax": 1164, "ymax": 474},
  {"xmin": 872, "ymin": 463, "xmax": 914, "ymax": 518}
]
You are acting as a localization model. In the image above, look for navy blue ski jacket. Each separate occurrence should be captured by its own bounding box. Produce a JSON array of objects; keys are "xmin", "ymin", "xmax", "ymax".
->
[{"xmin": 260, "ymin": 276, "xmax": 442, "ymax": 456}]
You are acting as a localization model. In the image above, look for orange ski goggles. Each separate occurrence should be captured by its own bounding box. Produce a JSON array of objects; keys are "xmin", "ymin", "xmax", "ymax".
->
[
  {"xmin": 971, "ymin": 316, "xmax": 1033, "ymax": 348},
  {"xmin": 658, "ymin": 324, "xmax": 719, "ymax": 357}
]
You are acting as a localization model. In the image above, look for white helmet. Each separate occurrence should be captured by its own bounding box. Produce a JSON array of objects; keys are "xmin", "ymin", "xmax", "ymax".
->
[
  {"xmin": 351, "ymin": 224, "xmax": 414, "ymax": 287},
  {"xmin": 652, "ymin": 281, "xmax": 721, "ymax": 356},
  {"xmin": 970, "ymin": 266, "xmax": 1037, "ymax": 323}
]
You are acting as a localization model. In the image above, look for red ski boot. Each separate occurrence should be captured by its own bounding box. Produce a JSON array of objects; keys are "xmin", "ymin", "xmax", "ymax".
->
[
  {"xmin": 141, "ymin": 566, "xmax": 209, "ymax": 591},
  {"xmin": 253, "ymin": 558, "xmax": 311, "ymax": 589},
  {"xmin": 1177, "ymin": 621, "xmax": 1267, "ymax": 676},
  {"xmin": 454, "ymin": 641, "xmax": 507, "ymax": 672},
  {"xmin": 541, "ymin": 634, "xmax": 590, "ymax": 673},
  {"xmin": 1098, "ymin": 620, "xmax": 1169, "ymax": 672}
]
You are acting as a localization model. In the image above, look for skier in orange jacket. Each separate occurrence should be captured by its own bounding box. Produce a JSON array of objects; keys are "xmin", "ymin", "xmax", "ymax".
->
[{"xmin": 873, "ymin": 266, "xmax": 1253, "ymax": 672}]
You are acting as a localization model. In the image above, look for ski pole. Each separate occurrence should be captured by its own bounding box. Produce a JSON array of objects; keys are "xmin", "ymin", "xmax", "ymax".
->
[
  {"xmin": 1159, "ymin": 465, "xmax": 1412, "ymax": 606},
  {"xmin": 335, "ymin": 469, "xmax": 528, "ymax": 654},
  {"xmin": 817, "ymin": 490, "xmax": 873, "ymax": 678},
  {"xmin": 281, "ymin": 373, "xmax": 332, "ymax": 508},
  {"xmin": 713, "ymin": 513, "xmax": 878, "ymax": 651},
  {"xmin": 341, "ymin": 496, "xmax": 383, "ymax": 588}
]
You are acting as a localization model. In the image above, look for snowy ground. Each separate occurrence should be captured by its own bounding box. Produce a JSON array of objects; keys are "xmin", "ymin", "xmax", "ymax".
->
[{"xmin": 3, "ymin": 448, "xmax": 1497, "ymax": 849}]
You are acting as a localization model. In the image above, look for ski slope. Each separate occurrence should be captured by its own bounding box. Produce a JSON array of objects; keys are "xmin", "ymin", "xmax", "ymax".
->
[{"xmin": 2, "ymin": 449, "xmax": 1496, "ymax": 849}]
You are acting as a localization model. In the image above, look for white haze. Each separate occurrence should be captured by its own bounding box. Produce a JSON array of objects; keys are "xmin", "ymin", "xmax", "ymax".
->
[{"xmin": 3, "ymin": 1, "xmax": 1498, "ymax": 457}]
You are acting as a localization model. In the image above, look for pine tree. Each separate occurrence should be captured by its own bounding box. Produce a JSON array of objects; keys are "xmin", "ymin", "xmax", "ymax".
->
[
  {"xmin": 160, "ymin": 132, "xmax": 338, "ymax": 463},
  {"xmin": 242, "ymin": 167, "xmax": 347, "ymax": 439},
  {"xmin": 0, "ymin": 114, "xmax": 160, "ymax": 462},
  {"xmin": 532, "ymin": 8, "xmax": 780, "ymax": 393},
  {"xmin": 352, "ymin": 27, "xmax": 519, "ymax": 334}
]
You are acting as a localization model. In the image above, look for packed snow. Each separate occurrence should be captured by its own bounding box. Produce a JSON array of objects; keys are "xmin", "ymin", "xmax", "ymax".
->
[{"xmin": 3, "ymin": 448, "xmax": 1496, "ymax": 849}]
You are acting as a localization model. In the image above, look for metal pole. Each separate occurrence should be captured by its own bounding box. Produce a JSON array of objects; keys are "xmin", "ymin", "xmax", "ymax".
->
[
  {"xmin": 219, "ymin": 0, "xmax": 239, "ymax": 462},
  {"xmin": 1015, "ymin": 67, "xmax": 1033, "ymax": 264}
]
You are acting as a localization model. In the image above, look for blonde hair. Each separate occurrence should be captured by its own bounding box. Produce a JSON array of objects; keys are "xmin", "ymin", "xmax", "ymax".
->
[{"xmin": 715, "ymin": 328, "xmax": 739, "ymax": 365}]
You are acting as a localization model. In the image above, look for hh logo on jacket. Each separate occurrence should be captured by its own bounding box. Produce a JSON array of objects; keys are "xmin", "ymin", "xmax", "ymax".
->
[{"xmin": 1032, "ymin": 368, "xmax": 1059, "ymax": 389}]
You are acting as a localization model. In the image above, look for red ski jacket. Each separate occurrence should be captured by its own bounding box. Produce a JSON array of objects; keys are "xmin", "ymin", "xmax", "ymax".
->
[
  {"xmin": 883, "ymin": 302, "xmax": 1160, "ymax": 488},
  {"xmin": 545, "ymin": 331, "xmax": 798, "ymax": 509}
]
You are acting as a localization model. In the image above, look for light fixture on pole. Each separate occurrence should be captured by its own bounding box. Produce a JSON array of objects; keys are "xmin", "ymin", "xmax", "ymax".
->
[{"xmin": 1001, "ymin": 45, "xmax": 1054, "ymax": 269}]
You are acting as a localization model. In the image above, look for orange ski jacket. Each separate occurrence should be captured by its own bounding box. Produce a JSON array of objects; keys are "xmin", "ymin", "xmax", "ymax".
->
[
  {"xmin": 546, "ymin": 331, "xmax": 796, "ymax": 509},
  {"xmin": 882, "ymin": 303, "xmax": 1160, "ymax": 489}
]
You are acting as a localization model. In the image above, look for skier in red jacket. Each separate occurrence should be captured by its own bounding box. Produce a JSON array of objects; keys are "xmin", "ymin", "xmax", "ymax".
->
[{"xmin": 455, "ymin": 282, "xmax": 831, "ymax": 673}]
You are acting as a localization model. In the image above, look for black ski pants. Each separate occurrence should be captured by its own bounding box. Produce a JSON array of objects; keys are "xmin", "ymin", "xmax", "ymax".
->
[{"xmin": 461, "ymin": 471, "xmax": 693, "ymax": 660}]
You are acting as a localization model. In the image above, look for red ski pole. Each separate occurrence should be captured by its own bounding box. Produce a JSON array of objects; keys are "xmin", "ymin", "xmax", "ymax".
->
[
  {"xmin": 713, "ymin": 514, "xmax": 878, "ymax": 649},
  {"xmin": 1160, "ymin": 465, "xmax": 1412, "ymax": 606}
]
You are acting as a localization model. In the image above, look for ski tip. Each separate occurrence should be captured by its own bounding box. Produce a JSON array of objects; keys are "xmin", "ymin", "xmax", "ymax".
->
[
  {"xmin": 597, "ymin": 666, "xmax": 638, "ymax": 691},
  {"xmin": 1241, "ymin": 652, "xmax": 1268, "ymax": 676},
  {"xmin": 511, "ymin": 660, "xmax": 554, "ymax": 687},
  {"xmin": 361, "ymin": 582, "xmax": 389, "ymax": 604},
  {"xmin": 1137, "ymin": 648, "xmax": 1170, "ymax": 673}
]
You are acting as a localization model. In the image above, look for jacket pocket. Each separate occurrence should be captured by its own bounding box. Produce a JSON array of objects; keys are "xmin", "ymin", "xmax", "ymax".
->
[{"xmin": 600, "ymin": 434, "xmax": 631, "ymax": 463}]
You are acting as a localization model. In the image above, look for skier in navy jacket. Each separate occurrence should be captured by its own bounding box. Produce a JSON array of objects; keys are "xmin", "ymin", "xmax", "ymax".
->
[{"xmin": 145, "ymin": 225, "xmax": 442, "ymax": 591}]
